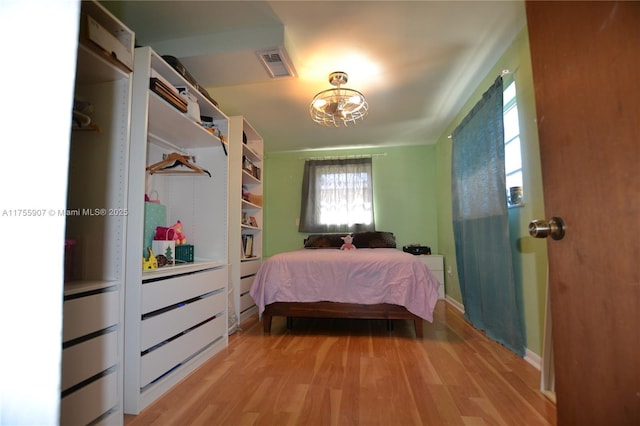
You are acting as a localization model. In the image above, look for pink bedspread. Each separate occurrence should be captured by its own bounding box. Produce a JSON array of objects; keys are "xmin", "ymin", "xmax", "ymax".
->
[{"xmin": 250, "ymin": 248, "xmax": 441, "ymax": 322}]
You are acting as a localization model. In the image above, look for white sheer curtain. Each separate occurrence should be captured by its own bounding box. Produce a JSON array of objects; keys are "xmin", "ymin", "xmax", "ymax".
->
[{"xmin": 299, "ymin": 158, "xmax": 375, "ymax": 233}]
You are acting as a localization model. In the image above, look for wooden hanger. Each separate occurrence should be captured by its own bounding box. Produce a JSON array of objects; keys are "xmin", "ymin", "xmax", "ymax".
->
[{"xmin": 146, "ymin": 152, "xmax": 211, "ymax": 177}]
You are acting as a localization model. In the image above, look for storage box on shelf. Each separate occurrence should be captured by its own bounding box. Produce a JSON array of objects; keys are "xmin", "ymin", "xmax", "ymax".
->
[
  {"xmin": 78, "ymin": 0, "xmax": 134, "ymax": 74},
  {"xmin": 229, "ymin": 116, "xmax": 263, "ymax": 324},
  {"xmin": 124, "ymin": 46, "xmax": 229, "ymax": 414},
  {"xmin": 62, "ymin": 2, "xmax": 133, "ymax": 424}
]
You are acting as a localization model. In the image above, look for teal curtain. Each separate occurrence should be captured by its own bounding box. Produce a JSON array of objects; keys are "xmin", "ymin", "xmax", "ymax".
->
[{"xmin": 451, "ymin": 77, "xmax": 525, "ymax": 356}]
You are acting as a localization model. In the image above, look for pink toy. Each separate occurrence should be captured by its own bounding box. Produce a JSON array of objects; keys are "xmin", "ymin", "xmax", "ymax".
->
[
  {"xmin": 169, "ymin": 220, "xmax": 187, "ymax": 245},
  {"xmin": 340, "ymin": 234, "xmax": 357, "ymax": 250}
]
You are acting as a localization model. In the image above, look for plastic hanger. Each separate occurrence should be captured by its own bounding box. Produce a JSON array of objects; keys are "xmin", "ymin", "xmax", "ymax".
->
[{"xmin": 146, "ymin": 152, "xmax": 211, "ymax": 177}]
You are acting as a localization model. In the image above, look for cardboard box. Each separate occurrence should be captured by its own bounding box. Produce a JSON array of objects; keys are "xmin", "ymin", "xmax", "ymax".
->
[
  {"xmin": 79, "ymin": 2, "xmax": 134, "ymax": 71},
  {"xmin": 175, "ymin": 245, "xmax": 194, "ymax": 263}
]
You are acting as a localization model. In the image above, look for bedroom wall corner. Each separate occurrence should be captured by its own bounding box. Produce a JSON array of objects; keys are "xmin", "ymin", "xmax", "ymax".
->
[{"xmin": 435, "ymin": 136, "xmax": 461, "ymax": 303}]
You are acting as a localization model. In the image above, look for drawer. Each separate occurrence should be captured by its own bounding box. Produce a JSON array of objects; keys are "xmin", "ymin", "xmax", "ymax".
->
[
  {"xmin": 140, "ymin": 315, "xmax": 226, "ymax": 387},
  {"xmin": 96, "ymin": 410, "xmax": 120, "ymax": 426},
  {"xmin": 419, "ymin": 255, "xmax": 443, "ymax": 272},
  {"xmin": 141, "ymin": 289, "xmax": 226, "ymax": 351},
  {"xmin": 142, "ymin": 267, "xmax": 226, "ymax": 314},
  {"xmin": 240, "ymin": 259, "xmax": 261, "ymax": 277},
  {"xmin": 431, "ymin": 270, "xmax": 445, "ymax": 284},
  {"xmin": 431, "ymin": 270, "xmax": 445, "ymax": 299},
  {"xmin": 240, "ymin": 275, "xmax": 255, "ymax": 294},
  {"xmin": 416, "ymin": 255, "xmax": 445, "ymax": 300},
  {"xmin": 240, "ymin": 292, "xmax": 256, "ymax": 312},
  {"xmin": 79, "ymin": 1, "xmax": 134, "ymax": 71},
  {"xmin": 61, "ymin": 330, "xmax": 118, "ymax": 392},
  {"xmin": 60, "ymin": 370, "xmax": 118, "ymax": 426},
  {"xmin": 63, "ymin": 290, "xmax": 119, "ymax": 342}
]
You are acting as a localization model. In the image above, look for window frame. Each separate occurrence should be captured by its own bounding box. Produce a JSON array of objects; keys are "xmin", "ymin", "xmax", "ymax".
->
[
  {"xmin": 503, "ymin": 79, "xmax": 523, "ymax": 207},
  {"xmin": 298, "ymin": 157, "xmax": 375, "ymax": 233}
]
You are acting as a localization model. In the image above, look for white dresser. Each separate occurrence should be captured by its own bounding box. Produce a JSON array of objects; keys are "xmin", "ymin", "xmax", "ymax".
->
[{"xmin": 417, "ymin": 255, "xmax": 445, "ymax": 299}]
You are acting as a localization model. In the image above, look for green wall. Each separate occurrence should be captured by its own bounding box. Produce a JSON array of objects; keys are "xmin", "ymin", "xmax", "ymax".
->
[
  {"xmin": 262, "ymin": 27, "xmax": 549, "ymax": 357},
  {"xmin": 435, "ymin": 27, "xmax": 549, "ymax": 356},
  {"xmin": 263, "ymin": 145, "xmax": 438, "ymax": 256}
]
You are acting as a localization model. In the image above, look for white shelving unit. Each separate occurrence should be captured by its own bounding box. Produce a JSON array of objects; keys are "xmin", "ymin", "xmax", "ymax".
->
[
  {"xmin": 61, "ymin": 2, "xmax": 133, "ymax": 425},
  {"xmin": 124, "ymin": 46, "xmax": 229, "ymax": 414},
  {"xmin": 228, "ymin": 117, "xmax": 263, "ymax": 324}
]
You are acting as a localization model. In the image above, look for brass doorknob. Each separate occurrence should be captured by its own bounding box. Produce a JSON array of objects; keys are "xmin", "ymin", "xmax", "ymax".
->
[{"xmin": 529, "ymin": 217, "xmax": 566, "ymax": 240}]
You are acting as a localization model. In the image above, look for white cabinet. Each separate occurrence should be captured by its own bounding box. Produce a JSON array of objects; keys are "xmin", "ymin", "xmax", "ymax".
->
[
  {"xmin": 417, "ymin": 255, "xmax": 445, "ymax": 299},
  {"xmin": 61, "ymin": 283, "xmax": 121, "ymax": 426},
  {"xmin": 62, "ymin": 1, "xmax": 133, "ymax": 424},
  {"xmin": 228, "ymin": 117, "xmax": 263, "ymax": 324},
  {"xmin": 124, "ymin": 46, "xmax": 229, "ymax": 414}
]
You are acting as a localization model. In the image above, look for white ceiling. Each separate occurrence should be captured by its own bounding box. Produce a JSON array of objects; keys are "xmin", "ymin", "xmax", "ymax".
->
[{"xmin": 102, "ymin": 1, "xmax": 527, "ymax": 153}]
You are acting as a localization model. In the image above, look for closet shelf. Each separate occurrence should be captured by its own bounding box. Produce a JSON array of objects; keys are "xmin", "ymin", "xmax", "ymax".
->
[
  {"xmin": 141, "ymin": 260, "xmax": 226, "ymax": 280},
  {"xmin": 72, "ymin": 123, "xmax": 101, "ymax": 132},
  {"xmin": 64, "ymin": 279, "xmax": 120, "ymax": 297},
  {"xmin": 75, "ymin": 43, "xmax": 130, "ymax": 84},
  {"xmin": 148, "ymin": 92, "xmax": 224, "ymax": 150}
]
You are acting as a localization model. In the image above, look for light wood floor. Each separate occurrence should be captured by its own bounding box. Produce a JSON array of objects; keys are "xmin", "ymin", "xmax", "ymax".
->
[{"xmin": 125, "ymin": 301, "xmax": 556, "ymax": 425}]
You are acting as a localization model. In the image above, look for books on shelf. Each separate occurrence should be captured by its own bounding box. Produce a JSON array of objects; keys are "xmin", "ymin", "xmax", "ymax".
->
[
  {"xmin": 149, "ymin": 78, "xmax": 188, "ymax": 112},
  {"xmin": 241, "ymin": 234, "xmax": 254, "ymax": 258}
]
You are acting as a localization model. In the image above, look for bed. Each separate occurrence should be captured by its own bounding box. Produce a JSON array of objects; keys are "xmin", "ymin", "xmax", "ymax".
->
[{"xmin": 249, "ymin": 232, "xmax": 441, "ymax": 337}]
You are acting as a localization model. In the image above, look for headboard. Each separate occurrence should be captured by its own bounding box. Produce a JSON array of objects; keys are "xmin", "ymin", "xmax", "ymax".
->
[{"xmin": 303, "ymin": 231, "xmax": 396, "ymax": 249}]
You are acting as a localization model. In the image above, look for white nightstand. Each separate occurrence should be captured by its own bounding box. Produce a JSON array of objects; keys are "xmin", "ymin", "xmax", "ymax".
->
[{"xmin": 417, "ymin": 255, "xmax": 445, "ymax": 299}]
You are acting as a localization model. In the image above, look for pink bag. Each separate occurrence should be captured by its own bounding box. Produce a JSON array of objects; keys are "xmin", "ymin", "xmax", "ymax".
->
[
  {"xmin": 145, "ymin": 190, "xmax": 161, "ymax": 204},
  {"xmin": 154, "ymin": 226, "xmax": 175, "ymax": 241}
]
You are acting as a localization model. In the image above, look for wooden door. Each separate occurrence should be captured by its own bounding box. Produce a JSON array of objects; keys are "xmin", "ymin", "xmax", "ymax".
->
[{"xmin": 526, "ymin": 2, "xmax": 640, "ymax": 424}]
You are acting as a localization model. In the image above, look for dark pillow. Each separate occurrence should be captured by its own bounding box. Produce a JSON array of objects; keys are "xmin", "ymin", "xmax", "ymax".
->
[
  {"xmin": 303, "ymin": 234, "xmax": 343, "ymax": 249},
  {"xmin": 353, "ymin": 231, "xmax": 396, "ymax": 248}
]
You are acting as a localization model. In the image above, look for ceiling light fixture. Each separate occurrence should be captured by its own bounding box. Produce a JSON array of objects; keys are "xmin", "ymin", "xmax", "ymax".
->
[{"xmin": 310, "ymin": 71, "xmax": 368, "ymax": 126}]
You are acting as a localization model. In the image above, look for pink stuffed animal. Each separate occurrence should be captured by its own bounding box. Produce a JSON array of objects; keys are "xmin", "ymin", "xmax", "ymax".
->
[
  {"xmin": 169, "ymin": 220, "xmax": 187, "ymax": 245},
  {"xmin": 340, "ymin": 234, "xmax": 356, "ymax": 250}
]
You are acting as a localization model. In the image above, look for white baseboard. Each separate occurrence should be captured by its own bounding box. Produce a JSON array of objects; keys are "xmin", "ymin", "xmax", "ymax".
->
[
  {"xmin": 445, "ymin": 295, "xmax": 464, "ymax": 313},
  {"xmin": 524, "ymin": 348, "xmax": 541, "ymax": 370},
  {"xmin": 444, "ymin": 296, "xmax": 541, "ymax": 371}
]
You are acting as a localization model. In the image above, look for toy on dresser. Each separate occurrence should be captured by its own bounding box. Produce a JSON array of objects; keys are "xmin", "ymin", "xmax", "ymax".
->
[
  {"xmin": 145, "ymin": 220, "xmax": 187, "ymax": 269},
  {"xmin": 142, "ymin": 247, "xmax": 158, "ymax": 270},
  {"xmin": 153, "ymin": 220, "xmax": 187, "ymax": 245},
  {"xmin": 169, "ymin": 220, "xmax": 187, "ymax": 245}
]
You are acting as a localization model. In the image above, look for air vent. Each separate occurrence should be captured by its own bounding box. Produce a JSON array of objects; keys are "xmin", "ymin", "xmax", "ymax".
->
[{"xmin": 257, "ymin": 48, "xmax": 296, "ymax": 79}]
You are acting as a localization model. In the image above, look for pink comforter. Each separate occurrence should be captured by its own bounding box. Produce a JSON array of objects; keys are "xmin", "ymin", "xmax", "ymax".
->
[{"xmin": 250, "ymin": 248, "xmax": 441, "ymax": 322}]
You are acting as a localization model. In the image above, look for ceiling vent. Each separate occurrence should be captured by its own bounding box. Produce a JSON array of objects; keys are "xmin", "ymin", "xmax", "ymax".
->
[{"xmin": 257, "ymin": 48, "xmax": 296, "ymax": 79}]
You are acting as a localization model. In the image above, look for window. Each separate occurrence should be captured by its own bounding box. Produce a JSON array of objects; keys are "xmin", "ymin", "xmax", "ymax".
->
[
  {"xmin": 503, "ymin": 80, "xmax": 523, "ymax": 205},
  {"xmin": 298, "ymin": 158, "xmax": 375, "ymax": 233}
]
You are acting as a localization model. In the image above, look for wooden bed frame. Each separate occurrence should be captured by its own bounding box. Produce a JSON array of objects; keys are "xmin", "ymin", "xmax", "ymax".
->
[{"xmin": 262, "ymin": 302, "xmax": 424, "ymax": 338}]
